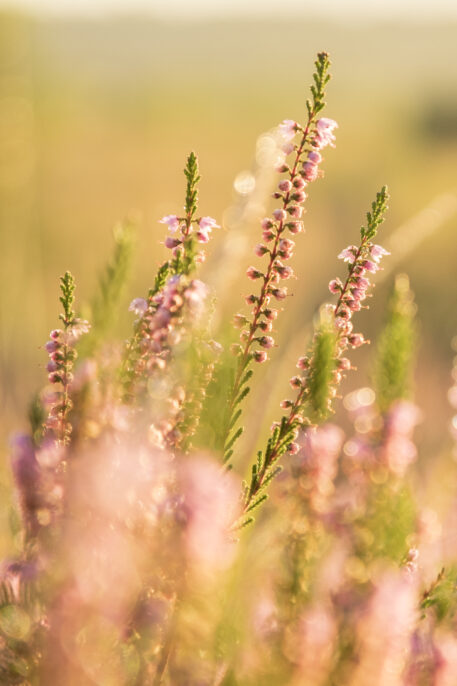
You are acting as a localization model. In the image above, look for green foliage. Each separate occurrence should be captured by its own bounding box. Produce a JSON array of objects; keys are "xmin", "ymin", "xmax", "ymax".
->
[
  {"xmin": 150, "ymin": 260, "xmax": 171, "ymax": 298},
  {"xmin": 361, "ymin": 185, "xmax": 389, "ymax": 241},
  {"xmin": 306, "ymin": 51, "xmax": 331, "ymax": 117},
  {"xmin": 80, "ymin": 219, "xmax": 135, "ymax": 356},
  {"xmin": 58, "ymin": 271, "xmax": 76, "ymax": 328},
  {"xmin": 306, "ymin": 320, "xmax": 338, "ymax": 421},
  {"xmin": 421, "ymin": 567, "xmax": 457, "ymax": 622},
  {"xmin": 184, "ymin": 151, "xmax": 200, "ymax": 221},
  {"xmin": 353, "ymin": 484, "xmax": 416, "ymax": 565},
  {"xmin": 373, "ymin": 273, "xmax": 416, "ymax": 413}
]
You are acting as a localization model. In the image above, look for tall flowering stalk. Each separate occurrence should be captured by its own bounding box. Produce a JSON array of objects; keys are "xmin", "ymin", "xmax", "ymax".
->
[
  {"xmin": 43, "ymin": 272, "xmax": 90, "ymax": 445},
  {"xmin": 222, "ymin": 52, "xmax": 336, "ymax": 465},
  {"xmin": 237, "ymin": 187, "xmax": 389, "ymax": 526},
  {"xmin": 122, "ymin": 152, "xmax": 218, "ymax": 408}
]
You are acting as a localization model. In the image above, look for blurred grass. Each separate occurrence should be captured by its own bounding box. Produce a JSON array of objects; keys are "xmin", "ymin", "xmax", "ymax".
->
[{"xmin": 0, "ymin": 11, "xmax": 456, "ymax": 514}]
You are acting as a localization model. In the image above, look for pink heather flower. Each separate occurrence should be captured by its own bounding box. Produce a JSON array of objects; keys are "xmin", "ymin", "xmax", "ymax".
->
[
  {"xmin": 159, "ymin": 214, "xmax": 180, "ymax": 233},
  {"xmin": 246, "ymin": 266, "xmax": 262, "ymax": 280},
  {"xmin": 370, "ymin": 244, "xmax": 390, "ymax": 261},
  {"xmin": 338, "ymin": 246, "xmax": 357, "ymax": 263},
  {"xmin": 290, "ymin": 376, "xmax": 302, "ymax": 388},
  {"xmin": 258, "ymin": 336, "xmax": 274, "ymax": 349},
  {"xmin": 165, "ymin": 236, "xmax": 181, "ymax": 249},
  {"xmin": 314, "ymin": 117, "xmax": 338, "ymax": 149},
  {"xmin": 273, "ymin": 208, "xmax": 287, "ymax": 222},
  {"xmin": 45, "ymin": 339, "xmax": 60, "ymax": 353},
  {"xmin": 262, "ymin": 228, "xmax": 275, "ymax": 242},
  {"xmin": 278, "ymin": 119, "xmax": 298, "ymax": 141},
  {"xmin": 67, "ymin": 319, "xmax": 90, "ymax": 342},
  {"xmin": 362, "ymin": 259, "xmax": 379, "ymax": 273},
  {"xmin": 129, "ymin": 297, "xmax": 148, "ymax": 316},
  {"xmin": 259, "ymin": 320, "xmax": 273, "ymax": 332},
  {"xmin": 297, "ymin": 356, "xmax": 310, "ymax": 370},
  {"xmin": 196, "ymin": 229, "xmax": 210, "ymax": 243},
  {"xmin": 288, "ymin": 442, "xmax": 300, "ymax": 455},
  {"xmin": 354, "ymin": 275, "xmax": 370, "ymax": 288},
  {"xmin": 307, "ymin": 150, "xmax": 322, "ymax": 164},
  {"xmin": 328, "ymin": 279, "xmax": 342, "ymax": 294},
  {"xmin": 198, "ymin": 216, "xmax": 220, "ymax": 231},
  {"xmin": 338, "ymin": 357, "xmax": 351, "ymax": 370},
  {"xmin": 302, "ymin": 161, "xmax": 318, "ymax": 182},
  {"xmin": 292, "ymin": 190, "xmax": 307, "ymax": 203},
  {"xmin": 271, "ymin": 287, "xmax": 287, "ymax": 300},
  {"xmin": 261, "ymin": 218, "xmax": 273, "ymax": 230},
  {"xmin": 348, "ymin": 333, "xmax": 366, "ymax": 348},
  {"xmin": 184, "ymin": 279, "xmax": 208, "ymax": 308},
  {"xmin": 245, "ymin": 294, "xmax": 257, "ymax": 305},
  {"xmin": 288, "ymin": 220, "xmax": 304, "ymax": 234},
  {"xmin": 254, "ymin": 243, "xmax": 268, "ymax": 257},
  {"xmin": 278, "ymin": 179, "xmax": 292, "ymax": 192},
  {"xmin": 279, "ymin": 238, "xmax": 295, "ymax": 253},
  {"xmin": 293, "ymin": 176, "xmax": 306, "ymax": 190},
  {"xmin": 351, "ymin": 287, "xmax": 367, "ymax": 301},
  {"xmin": 263, "ymin": 308, "xmax": 278, "ymax": 321},
  {"xmin": 288, "ymin": 204, "xmax": 304, "ymax": 218},
  {"xmin": 280, "ymin": 399, "xmax": 293, "ymax": 409},
  {"xmin": 276, "ymin": 265, "xmax": 294, "ymax": 279},
  {"xmin": 253, "ymin": 350, "xmax": 268, "ymax": 363},
  {"xmin": 50, "ymin": 329, "xmax": 61, "ymax": 339},
  {"xmin": 282, "ymin": 142, "xmax": 295, "ymax": 155}
]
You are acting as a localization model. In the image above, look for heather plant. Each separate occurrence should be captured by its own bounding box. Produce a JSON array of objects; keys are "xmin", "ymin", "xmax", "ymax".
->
[{"xmin": 2, "ymin": 52, "xmax": 457, "ymax": 686}]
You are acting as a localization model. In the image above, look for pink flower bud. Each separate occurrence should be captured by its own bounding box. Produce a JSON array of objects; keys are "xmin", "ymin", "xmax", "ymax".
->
[
  {"xmin": 50, "ymin": 329, "xmax": 61, "ymax": 340},
  {"xmin": 280, "ymin": 399, "xmax": 293, "ymax": 409},
  {"xmin": 245, "ymin": 294, "xmax": 257, "ymax": 305},
  {"xmin": 196, "ymin": 230, "xmax": 210, "ymax": 243},
  {"xmin": 287, "ymin": 221, "xmax": 303, "ymax": 234},
  {"xmin": 271, "ymin": 288, "xmax": 287, "ymax": 300},
  {"xmin": 287, "ymin": 442, "xmax": 300, "ymax": 454},
  {"xmin": 287, "ymin": 205, "xmax": 303, "ymax": 218},
  {"xmin": 348, "ymin": 333, "xmax": 367, "ymax": 348},
  {"xmin": 246, "ymin": 266, "xmax": 263, "ymax": 280},
  {"xmin": 273, "ymin": 209, "xmax": 287, "ymax": 222},
  {"xmin": 258, "ymin": 336, "xmax": 274, "ymax": 349},
  {"xmin": 45, "ymin": 340, "xmax": 59, "ymax": 353},
  {"xmin": 302, "ymin": 161, "xmax": 318, "ymax": 182},
  {"xmin": 276, "ymin": 265, "xmax": 294, "ymax": 279},
  {"xmin": 328, "ymin": 279, "xmax": 342, "ymax": 294},
  {"xmin": 261, "ymin": 218, "xmax": 274, "ymax": 230},
  {"xmin": 129, "ymin": 297, "xmax": 148, "ymax": 316},
  {"xmin": 261, "ymin": 322, "xmax": 273, "ymax": 334},
  {"xmin": 279, "ymin": 238, "xmax": 295, "ymax": 255},
  {"xmin": 338, "ymin": 357, "xmax": 351, "ymax": 370},
  {"xmin": 278, "ymin": 179, "xmax": 292, "ymax": 192},
  {"xmin": 254, "ymin": 243, "xmax": 269, "ymax": 257},
  {"xmin": 297, "ymin": 356, "xmax": 310, "ymax": 370},
  {"xmin": 293, "ymin": 176, "xmax": 306, "ymax": 189},
  {"xmin": 262, "ymin": 228, "xmax": 276, "ymax": 242},
  {"xmin": 291, "ymin": 190, "xmax": 307, "ymax": 203},
  {"xmin": 289, "ymin": 376, "xmax": 302, "ymax": 388},
  {"xmin": 165, "ymin": 236, "xmax": 181, "ymax": 249},
  {"xmin": 263, "ymin": 308, "xmax": 278, "ymax": 321},
  {"xmin": 253, "ymin": 350, "xmax": 268, "ymax": 363}
]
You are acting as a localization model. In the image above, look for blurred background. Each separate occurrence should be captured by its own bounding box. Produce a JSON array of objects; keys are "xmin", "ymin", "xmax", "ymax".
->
[{"xmin": 0, "ymin": 0, "xmax": 456, "ymax": 526}]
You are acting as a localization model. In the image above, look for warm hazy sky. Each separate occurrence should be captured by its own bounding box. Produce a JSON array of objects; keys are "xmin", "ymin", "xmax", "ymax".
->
[{"xmin": 3, "ymin": 0, "xmax": 457, "ymax": 20}]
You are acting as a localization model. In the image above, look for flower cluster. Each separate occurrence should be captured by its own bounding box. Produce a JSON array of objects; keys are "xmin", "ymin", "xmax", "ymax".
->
[
  {"xmin": 161, "ymin": 214, "xmax": 219, "ymax": 253},
  {"xmin": 44, "ymin": 273, "xmax": 90, "ymax": 444}
]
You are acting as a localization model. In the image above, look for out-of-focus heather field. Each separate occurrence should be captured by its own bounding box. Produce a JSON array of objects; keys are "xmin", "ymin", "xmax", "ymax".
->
[{"xmin": 0, "ymin": 12, "xmax": 456, "ymax": 551}]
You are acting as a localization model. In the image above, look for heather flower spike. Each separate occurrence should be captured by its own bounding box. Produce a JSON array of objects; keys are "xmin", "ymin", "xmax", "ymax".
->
[
  {"xmin": 44, "ymin": 271, "xmax": 90, "ymax": 445},
  {"xmin": 222, "ymin": 51, "xmax": 335, "ymax": 468},
  {"xmin": 237, "ymin": 186, "xmax": 389, "ymax": 527}
]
